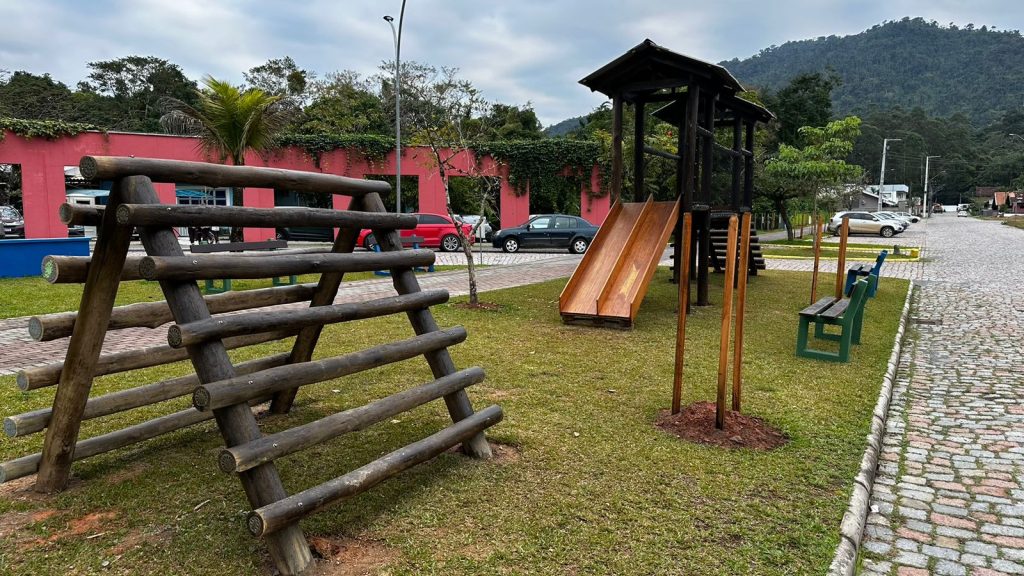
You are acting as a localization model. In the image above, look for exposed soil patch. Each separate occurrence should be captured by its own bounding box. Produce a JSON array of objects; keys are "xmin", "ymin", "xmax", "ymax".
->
[
  {"xmin": 0, "ymin": 509, "xmax": 58, "ymax": 540},
  {"xmin": 451, "ymin": 302, "xmax": 504, "ymax": 311},
  {"xmin": 305, "ymin": 535, "xmax": 399, "ymax": 576},
  {"xmin": 447, "ymin": 440, "xmax": 521, "ymax": 463},
  {"xmin": 108, "ymin": 525, "xmax": 174, "ymax": 556},
  {"xmin": 655, "ymin": 402, "xmax": 788, "ymax": 450},
  {"xmin": 105, "ymin": 462, "xmax": 149, "ymax": 485}
]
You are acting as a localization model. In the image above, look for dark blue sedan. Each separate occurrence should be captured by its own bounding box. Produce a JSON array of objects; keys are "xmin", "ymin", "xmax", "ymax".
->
[{"xmin": 492, "ymin": 214, "xmax": 598, "ymax": 254}]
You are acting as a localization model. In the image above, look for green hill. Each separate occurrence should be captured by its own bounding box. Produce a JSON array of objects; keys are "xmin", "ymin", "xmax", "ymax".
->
[{"xmin": 721, "ymin": 17, "xmax": 1024, "ymax": 125}]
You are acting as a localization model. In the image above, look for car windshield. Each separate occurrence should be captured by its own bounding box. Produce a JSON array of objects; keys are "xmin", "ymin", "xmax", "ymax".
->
[{"xmin": 1, "ymin": 206, "xmax": 19, "ymax": 219}]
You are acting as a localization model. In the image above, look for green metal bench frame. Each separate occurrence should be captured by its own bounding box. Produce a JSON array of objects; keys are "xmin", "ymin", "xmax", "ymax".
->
[{"xmin": 796, "ymin": 275, "xmax": 873, "ymax": 362}]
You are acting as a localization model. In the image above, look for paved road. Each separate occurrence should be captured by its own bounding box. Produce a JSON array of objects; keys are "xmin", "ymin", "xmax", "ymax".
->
[{"xmin": 860, "ymin": 215, "xmax": 1024, "ymax": 576}]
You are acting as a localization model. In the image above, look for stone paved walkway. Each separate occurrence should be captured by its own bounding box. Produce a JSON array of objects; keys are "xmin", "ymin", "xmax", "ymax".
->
[{"xmin": 860, "ymin": 215, "xmax": 1024, "ymax": 576}]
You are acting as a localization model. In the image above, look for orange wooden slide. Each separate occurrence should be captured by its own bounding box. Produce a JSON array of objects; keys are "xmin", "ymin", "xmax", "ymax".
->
[{"xmin": 559, "ymin": 196, "xmax": 679, "ymax": 328}]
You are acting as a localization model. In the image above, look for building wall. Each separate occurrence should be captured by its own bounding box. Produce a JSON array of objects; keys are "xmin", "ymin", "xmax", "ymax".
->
[{"xmin": 0, "ymin": 130, "xmax": 609, "ymax": 239}]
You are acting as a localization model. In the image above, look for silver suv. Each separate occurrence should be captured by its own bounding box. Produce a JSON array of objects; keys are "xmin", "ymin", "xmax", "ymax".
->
[{"xmin": 828, "ymin": 211, "xmax": 905, "ymax": 238}]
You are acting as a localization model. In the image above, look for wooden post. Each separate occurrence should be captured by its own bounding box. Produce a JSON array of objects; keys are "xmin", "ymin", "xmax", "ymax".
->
[
  {"xmin": 132, "ymin": 178, "xmax": 312, "ymax": 575},
  {"xmin": 810, "ymin": 216, "xmax": 823, "ymax": 304},
  {"xmin": 835, "ymin": 216, "xmax": 850, "ymax": 299},
  {"xmin": 716, "ymin": 215, "xmax": 739, "ymax": 429},
  {"xmin": 35, "ymin": 177, "xmax": 137, "ymax": 493},
  {"xmin": 732, "ymin": 212, "xmax": 752, "ymax": 413},
  {"xmin": 633, "ymin": 98, "xmax": 646, "ymax": 202},
  {"xmin": 611, "ymin": 94, "xmax": 624, "ymax": 204},
  {"xmin": 696, "ymin": 209, "xmax": 711, "ymax": 306},
  {"xmin": 671, "ymin": 211, "xmax": 693, "ymax": 415}
]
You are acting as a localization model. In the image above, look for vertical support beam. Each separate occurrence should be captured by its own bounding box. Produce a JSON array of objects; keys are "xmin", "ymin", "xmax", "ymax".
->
[
  {"xmin": 35, "ymin": 178, "xmax": 135, "ymax": 493},
  {"xmin": 672, "ymin": 96, "xmax": 688, "ymax": 284},
  {"xmin": 364, "ymin": 192, "xmax": 492, "ymax": 459},
  {"xmin": 743, "ymin": 120, "xmax": 755, "ymax": 209},
  {"xmin": 696, "ymin": 209, "xmax": 711, "ymax": 306},
  {"xmin": 133, "ymin": 179, "xmax": 311, "ymax": 574},
  {"xmin": 632, "ymin": 98, "xmax": 646, "ymax": 203},
  {"xmin": 810, "ymin": 216, "xmax": 823, "ymax": 304},
  {"xmin": 731, "ymin": 121, "xmax": 743, "ymax": 212},
  {"xmin": 699, "ymin": 92, "xmax": 716, "ymax": 205},
  {"xmin": 610, "ymin": 94, "xmax": 624, "ymax": 205},
  {"xmin": 682, "ymin": 85, "xmax": 699, "ymax": 210},
  {"xmin": 671, "ymin": 212, "xmax": 693, "ymax": 415},
  {"xmin": 716, "ymin": 215, "xmax": 739, "ymax": 429},
  {"xmin": 835, "ymin": 217, "xmax": 850, "ymax": 299},
  {"xmin": 732, "ymin": 212, "xmax": 752, "ymax": 413},
  {"xmin": 269, "ymin": 196, "xmax": 367, "ymax": 414}
]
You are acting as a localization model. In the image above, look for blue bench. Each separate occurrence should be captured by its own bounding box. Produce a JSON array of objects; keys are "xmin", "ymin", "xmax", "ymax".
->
[{"xmin": 845, "ymin": 250, "xmax": 887, "ymax": 298}]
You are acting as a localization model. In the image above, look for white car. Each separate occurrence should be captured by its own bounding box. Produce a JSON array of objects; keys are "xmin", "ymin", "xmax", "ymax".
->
[
  {"xmin": 828, "ymin": 211, "xmax": 905, "ymax": 238},
  {"xmin": 892, "ymin": 211, "xmax": 920, "ymax": 224},
  {"xmin": 875, "ymin": 211, "xmax": 913, "ymax": 226},
  {"xmin": 455, "ymin": 214, "xmax": 493, "ymax": 241},
  {"xmin": 957, "ymin": 210, "xmax": 970, "ymax": 218}
]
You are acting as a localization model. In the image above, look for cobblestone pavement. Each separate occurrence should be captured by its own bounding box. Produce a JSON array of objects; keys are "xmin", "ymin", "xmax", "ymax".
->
[
  {"xmin": 0, "ymin": 254, "xmax": 581, "ymax": 375},
  {"xmin": 860, "ymin": 215, "xmax": 1024, "ymax": 576}
]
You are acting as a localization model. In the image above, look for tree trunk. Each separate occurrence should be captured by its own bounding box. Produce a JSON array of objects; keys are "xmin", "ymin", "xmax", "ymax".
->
[
  {"xmin": 427, "ymin": 145, "xmax": 479, "ymax": 305},
  {"xmin": 775, "ymin": 198, "xmax": 794, "ymax": 241}
]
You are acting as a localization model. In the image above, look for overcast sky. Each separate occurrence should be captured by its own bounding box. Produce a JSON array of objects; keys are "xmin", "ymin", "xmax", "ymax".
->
[{"xmin": 2, "ymin": 1, "xmax": 1024, "ymax": 125}]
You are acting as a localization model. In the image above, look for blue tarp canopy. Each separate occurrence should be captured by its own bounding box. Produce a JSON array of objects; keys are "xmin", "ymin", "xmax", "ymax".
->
[{"xmin": 176, "ymin": 189, "xmax": 215, "ymax": 199}]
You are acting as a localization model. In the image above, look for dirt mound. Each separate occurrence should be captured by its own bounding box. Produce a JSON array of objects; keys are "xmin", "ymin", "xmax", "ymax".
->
[
  {"xmin": 306, "ymin": 536, "xmax": 398, "ymax": 576},
  {"xmin": 655, "ymin": 402, "xmax": 787, "ymax": 450}
]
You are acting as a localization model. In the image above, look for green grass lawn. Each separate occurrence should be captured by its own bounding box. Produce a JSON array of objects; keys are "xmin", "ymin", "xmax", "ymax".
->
[
  {"xmin": 0, "ymin": 269, "xmax": 909, "ymax": 575},
  {"xmin": 760, "ymin": 245, "xmax": 916, "ymax": 260},
  {"xmin": 1002, "ymin": 218, "xmax": 1024, "ymax": 230}
]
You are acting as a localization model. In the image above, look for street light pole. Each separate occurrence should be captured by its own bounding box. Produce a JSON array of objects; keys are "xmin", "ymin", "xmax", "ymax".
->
[
  {"xmin": 924, "ymin": 155, "xmax": 940, "ymax": 219},
  {"xmin": 878, "ymin": 138, "xmax": 901, "ymax": 212},
  {"xmin": 384, "ymin": 0, "xmax": 406, "ymax": 214}
]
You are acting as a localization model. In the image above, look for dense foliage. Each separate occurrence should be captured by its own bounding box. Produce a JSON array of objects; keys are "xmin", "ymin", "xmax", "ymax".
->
[{"xmin": 723, "ymin": 17, "xmax": 1024, "ymax": 126}]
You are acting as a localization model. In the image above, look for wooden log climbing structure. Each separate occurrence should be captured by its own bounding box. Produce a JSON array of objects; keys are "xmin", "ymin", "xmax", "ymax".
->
[{"xmin": 1, "ymin": 156, "xmax": 501, "ymax": 575}]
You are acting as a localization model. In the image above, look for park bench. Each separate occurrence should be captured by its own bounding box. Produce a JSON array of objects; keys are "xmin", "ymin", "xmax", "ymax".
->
[
  {"xmin": 844, "ymin": 249, "xmax": 887, "ymax": 298},
  {"xmin": 190, "ymin": 239, "xmax": 295, "ymax": 293},
  {"xmin": 796, "ymin": 276, "xmax": 873, "ymax": 362},
  {"xmin": 373, "ymin": 235, "xmax": 434, "ymax": 276}
]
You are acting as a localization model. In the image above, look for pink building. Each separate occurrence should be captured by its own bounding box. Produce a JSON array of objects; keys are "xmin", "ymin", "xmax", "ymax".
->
[{"xmin": 0, "ymin": 130, "xmax": 609, "ymax": 241}]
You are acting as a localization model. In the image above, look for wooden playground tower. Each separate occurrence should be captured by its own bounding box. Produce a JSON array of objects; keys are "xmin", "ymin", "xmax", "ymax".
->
[{"xmin": 561, "ymin": 40, "xmax": 773, "ymax": 328}]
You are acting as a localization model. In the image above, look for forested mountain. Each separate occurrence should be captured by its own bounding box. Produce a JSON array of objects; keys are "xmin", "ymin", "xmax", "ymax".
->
[
  {"xmin": 543, "ymin": 115, "xmax": 585, "ymax": 137},
  {"xmin": 722, "ymin": 17, "xmax": 1024, "ymax": 126}
]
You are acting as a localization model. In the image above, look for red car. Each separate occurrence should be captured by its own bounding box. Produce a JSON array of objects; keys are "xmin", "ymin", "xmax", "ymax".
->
[{"xmin": 358, "ymin": 213, "xmax": 475, "ymax": 252}]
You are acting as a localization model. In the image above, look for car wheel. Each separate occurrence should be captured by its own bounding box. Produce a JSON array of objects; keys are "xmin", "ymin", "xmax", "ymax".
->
[
  {"xmin": 880, "ymin": 226, "xmax": 894, "ymax": 238},
  {"xmin": 502, "ymin": 237, "xmax": 520, "ymax": 253},
  {"xmin": 363, "ymin": 233, "xmax": 377, "ymax": 251},
  {"xmin": 441, "ymin": 234, "xmax": 461, "ymax": 252},
  {"xmin": 570, "ymin": 237, "xmax": 589, "ymax": 254},
  {"xmin": 275, "ymin": 229, "xmax": 288, "ymax": 240}
]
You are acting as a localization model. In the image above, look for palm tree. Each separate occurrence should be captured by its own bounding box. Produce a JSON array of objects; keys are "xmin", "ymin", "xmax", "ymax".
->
[{"xmin": 161, "ymin": 76, "xmax": 295, "ymax": 240}]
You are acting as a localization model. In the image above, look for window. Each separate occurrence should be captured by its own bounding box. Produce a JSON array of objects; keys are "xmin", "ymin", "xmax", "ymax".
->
[
  {"xmin": 418, "ymin": 214, "xmax": 449, "ymax": 225},
  {"xmin": 554, "ymin": 217, "xmax": 574, "ymax": 229},
  {"xmin": 529, "ymin": 217, "xmax": 552, "ymax": 229}
]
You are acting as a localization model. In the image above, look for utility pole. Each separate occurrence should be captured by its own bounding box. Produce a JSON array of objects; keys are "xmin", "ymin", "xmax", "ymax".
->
[
  {"xmin": 924, "ymin": 155, "xmax": 940, "ymax": 219},
  {"xmin": 384, "ymin": 0, "xmax": 407, "ymax": 214},
  {"xmin": 878, "ymin": 138, "xmax": 901, "ymax": 212}
]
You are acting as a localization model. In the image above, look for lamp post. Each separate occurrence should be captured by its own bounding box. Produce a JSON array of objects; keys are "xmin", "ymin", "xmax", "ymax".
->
[
  {"xmin": 877, "ymin": 138, "xmax": 901, "ymax": 212},
  {"xmin": 384, "ymin": 1, "xmax": 407, "ymax": 214},
  {"xmin": 924, "ymin": 155, "xmax": 940, "ymax": 219}
]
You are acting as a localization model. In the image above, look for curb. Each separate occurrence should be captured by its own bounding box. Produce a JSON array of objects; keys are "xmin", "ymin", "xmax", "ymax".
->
[{"xmin": 827, "ymin": 280, "xmax": 915, "ymax": 576}]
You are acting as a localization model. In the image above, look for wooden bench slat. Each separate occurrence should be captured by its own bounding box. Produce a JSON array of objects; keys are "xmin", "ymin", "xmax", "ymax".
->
[
  {"xmin": 799, "ymin": 297, "xmax": 837, "ymax": 317},
  {"xmin": 820, "ymin": 298, "xmax": 850, "ymax": 319}
]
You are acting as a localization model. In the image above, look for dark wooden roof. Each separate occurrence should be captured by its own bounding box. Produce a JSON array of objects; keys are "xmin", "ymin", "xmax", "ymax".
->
[
  {"xmin": 652, "ymin": 92, "xmax": 775, "ymax": 125},
  {"xmin": 580, "ymin": 39, "xmax": 744, "ymax": 100}
]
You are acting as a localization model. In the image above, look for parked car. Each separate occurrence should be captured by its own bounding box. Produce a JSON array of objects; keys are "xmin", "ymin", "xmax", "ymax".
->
[
  {"xmin": 892, "ymin": 211, "xmax": 920, "ymax": 224},
  {"xmin": 492, "ymin": 214, "xmax": 598, "ymax": 254},
  {"xmin": 358, "ymin": 213, "xmax": 475, "ymax": 252},
  {"xmin": 1, "ymin": 206, "xmax": 25, "ymax": 238},
  {"xmin": 875, "ymin": 211, "xmax": 913, "ymax": 226},
  {"xmin": 957, "ymin": 210, "xmax": 970, "ymax": 217},
  {"xmin": 456, "ymin": 214, "xmax": 493, "ymax": 241},
  {"xmin": 827, "ymin": 211, "xmax": 905, "ymax": 238},
  {"xmin": 275, "ymin": 226, "xmax": 334, "ymax": 242}
]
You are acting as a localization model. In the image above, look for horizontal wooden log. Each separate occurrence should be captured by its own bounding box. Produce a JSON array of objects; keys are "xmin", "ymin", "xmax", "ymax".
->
[
  {"xmin": 222, "ymin": 366, "xmax": 486, "ymax": 473},
  {"xmin": 140, "ymin": 250, "xmax": 435, "ymax": 281},
  {"xmin": 58, "ymin": 203, "xmax": 105, "ymax": 226},
  {"xmin": 29, "ymin": 282, "xmax": 318, "ymax": 342},
  {"xmin": 80, "ymin": 156, "xmax": 391, "ymax": 197},
  {"xmin": 0, "ymin": 397, "xmax": 271, "ymax": 484},
  {"xmin": 42, "ymin": 254, "xmax": 145, "ymax": 284},
  {"xmin": 247, "ymin": 404, "xmax": 502, "ymax": 536},
  {"xmin": 194, "ymin": 326, "xmax": 468, "ymax": 411},
  {"xmin": 116, "ymin": 204, "xmax": 417, "ymax": 231},
  {"xmin": 170, "ymin": 289, "xmax": 450, "ymax": 348},
  {"xmin": 17, "ymin": 330, "xmax": 298, "ymax": 391},
  {"xmin": 5, "ymin": 354, "xmax": 289, "ymax": 438}
]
